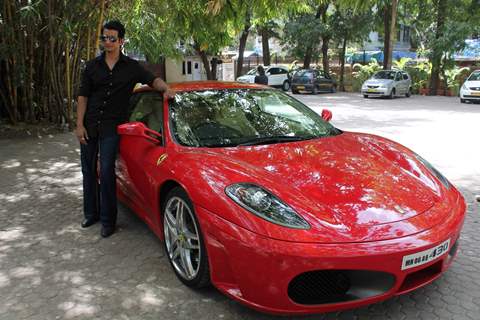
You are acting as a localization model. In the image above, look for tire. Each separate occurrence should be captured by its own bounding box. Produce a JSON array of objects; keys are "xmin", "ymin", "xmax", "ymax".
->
[
  {"xmin": 292, "ymin": 89, "xmax": 300, "ymax": 94},
  {"xmin": 282, "ymin": 80, "xmax": 291, "ymax": 91},
  {"xmin": 460, "ymin": 98, "xmax": 466, "ymax": 103},
  {"xmin": 363, "ymin": 94, "xmax": 368, "ymax": 98},
  {"xmin": 312, "ymin": 85, "xmax": 318, "ymax": 95},
  {"xmin": 406, "ymin": 87, "xmax": 412, "ymax": 98},
  {"xmin": 388, "ymin": 88, "xmax": 395, "ymax": 99},
  {"xmin": 162, "ymin": 187, "xmax": 210, "ymax": 288},
  {"xmin": 331, "ymin": 85, "xmax": 336, "ymax": 93}
]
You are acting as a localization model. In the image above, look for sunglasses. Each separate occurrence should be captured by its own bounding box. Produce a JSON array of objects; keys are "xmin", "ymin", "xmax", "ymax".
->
[{"xmin": 99, "ymin": 35, "xmax": 118, "ymax": 43}]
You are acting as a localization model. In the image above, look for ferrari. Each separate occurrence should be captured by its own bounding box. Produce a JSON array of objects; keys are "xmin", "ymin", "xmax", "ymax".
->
[{"xmin": 116, "ymin": 81, "xmax": 465, "ymax": 315}]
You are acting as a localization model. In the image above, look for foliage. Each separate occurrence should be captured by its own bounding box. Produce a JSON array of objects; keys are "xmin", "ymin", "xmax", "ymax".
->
[
  {"xmin": 352, "ymin": 59, "xmax": 382, "ymax": 91},
  {"xmin": 443, "ymin": 66, "xmax": 470, "ymax": 94},
  {"xmin": 404, "ymin": 61, "xmax": 432, "ymax": 92}
]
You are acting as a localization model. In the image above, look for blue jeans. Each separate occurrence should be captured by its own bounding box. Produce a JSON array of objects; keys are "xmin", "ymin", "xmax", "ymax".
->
[{"xmin": 80, "ymin": 134, "xmax": 120, "ymax": 229}]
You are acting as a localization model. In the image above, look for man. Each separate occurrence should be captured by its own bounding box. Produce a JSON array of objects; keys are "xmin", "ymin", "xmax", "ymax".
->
[
  {"xmin": 76, "ymin": 20, "xmax": 175, "ymax": 238},
  {"xmin": 254, "ymin": 66, "xmax": 268, "ymax": 85}
]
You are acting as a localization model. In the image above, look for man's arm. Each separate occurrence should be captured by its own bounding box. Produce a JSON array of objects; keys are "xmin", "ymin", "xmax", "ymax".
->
[
  {"xmin": 151, "ymin": 77, "xmax": 176, "ymax": 98},
  {"xmin": 75, "ymin": 96, "xmax": 89, "ymax": 144}
]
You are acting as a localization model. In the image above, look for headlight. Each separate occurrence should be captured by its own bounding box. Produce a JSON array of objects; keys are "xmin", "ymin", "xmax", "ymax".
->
[
  {"xmin": 225, "ymin": 183, "xmax": 310, "ymax": 229},
  {"xmin": 415, "ymin": 155, "xmax": 451, "ymax": 189},
  {"xmin": 461, "ymin": 84, "xmax": 467, "ymax": 91}
]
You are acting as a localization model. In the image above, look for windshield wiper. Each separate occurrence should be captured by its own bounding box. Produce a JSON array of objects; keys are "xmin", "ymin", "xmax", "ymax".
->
[{"xmin": 238, "ymin": 135, "xmax": 315, "ymax": 146}]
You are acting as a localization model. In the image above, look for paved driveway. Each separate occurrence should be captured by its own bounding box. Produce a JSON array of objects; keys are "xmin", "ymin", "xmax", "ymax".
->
[{"xmin": 0, "ymin": 93, "xmax": 479, "ymax": 320}]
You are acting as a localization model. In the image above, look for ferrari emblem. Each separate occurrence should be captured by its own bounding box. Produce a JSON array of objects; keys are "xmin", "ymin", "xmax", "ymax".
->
[{"xmin": 156, "ymin": 154, "xmax": 168, "ymax": 166}]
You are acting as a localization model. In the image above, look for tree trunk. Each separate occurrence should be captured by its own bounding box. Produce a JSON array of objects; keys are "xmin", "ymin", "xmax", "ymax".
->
[
  {"xmin": 236, "ymin": 11, "xmax": 251, "ymax": 78},
  {"xmin": 261, "ymin": 27, "xmax": 271, "ymax": 66},
  {"xmin": 303, "ymin": 5, "xmax": 324, "ymax": 69},
  {"xmin": 383, "ymin": 4, "xmax": 391, "ymax": 69},
  {"xmin": 386, "ymin": 0, "xmax": 398, "ymax": 70},
  {"xmin": 194, "ymin": 43, "xmax": 213, "ymax": 80},
  {"xmin": 94, "ymin": 0, "xmax": 106, "ymax": 55},
  {"xmin": 429, "ymin": 0, "xmax": 447, "ymax": 95},
  {"xmin": 340, "ymin": 37, "xmax": 347, "ymax": 91},
  {"xmin": 321, "ymin": 37, "xmax": 329, "ymax": 72}
]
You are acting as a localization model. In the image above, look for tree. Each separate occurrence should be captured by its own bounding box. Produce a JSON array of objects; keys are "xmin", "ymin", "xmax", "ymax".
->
[{"xmin": 331, "ymin": 6, "xmax": 373, "ymax": 90}]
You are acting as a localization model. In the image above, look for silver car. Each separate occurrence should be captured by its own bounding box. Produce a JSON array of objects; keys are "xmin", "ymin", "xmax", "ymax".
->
[
  {"xmin": 361, "ymin": 70, "xmax": 412, "ymax": 99},
  {"xmin": 460, "ymin": 70, "xmax": 480, "ymax": 103}
]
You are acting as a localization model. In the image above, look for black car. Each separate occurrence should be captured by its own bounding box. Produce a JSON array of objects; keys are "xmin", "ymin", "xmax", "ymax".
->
[{"xmin": 291, "ymin": 69, "xmax": 336, "ymax": 94}]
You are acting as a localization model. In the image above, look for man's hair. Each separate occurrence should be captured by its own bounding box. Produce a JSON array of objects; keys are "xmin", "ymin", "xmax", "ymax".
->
[
  {"xmin": 257, "ymin": 65, "xmax": 265, "ymax": 75},
  {"xmin": 102, "ymin": 20, "xmax": 126, "ymax": 39}
]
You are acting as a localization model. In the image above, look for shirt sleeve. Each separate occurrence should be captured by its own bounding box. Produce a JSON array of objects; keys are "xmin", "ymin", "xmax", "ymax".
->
[
  {"xmin": 135, "ymin": 62, "xmax": 156, "ymax": 87},
  {"xmin": 78, "ymin": 62, "xmax": 92, "ymax": 97}
]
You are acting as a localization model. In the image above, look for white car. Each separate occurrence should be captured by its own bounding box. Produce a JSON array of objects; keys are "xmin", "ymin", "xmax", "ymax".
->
[
  {"xmin": 361, "ymin": 70, "xmax": 412, "ymax": 99},
  {"xmin": 460, "ymin": 70, "xmax": 480, "ymax": 103},
  {"xmin": 236, "ymin": 66, "xmax": 291, "ymax": 91}
]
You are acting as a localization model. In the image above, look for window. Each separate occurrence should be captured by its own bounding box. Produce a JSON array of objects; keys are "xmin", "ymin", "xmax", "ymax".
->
[
  {"xmin": 278, "ymin": 68, "xmax": 288, "ymax": 74},
  {"xmin": 187, "ymin": 61, "xmax": 192, "ymax": 74},
  {"xmin": 182, "ymin": 61, "xmax": 186, "ymax": 75},
  {"xmin": 268, "ymin": 68, "xmax": 279, "ymax": 75},
  {"xmin": 129, "ymin": 93, "xmax": 164, "ymax": 134},
  {"xmin": 395, "ymin": 72, "xmax": 402, "ymax": 81},
  {"xmin": 403, "ymin": 26, "xmax": 410, "ymax": 43},
  {"xmin": 403, "ymin": 73, "xmax": 409, "ymax": 80}
]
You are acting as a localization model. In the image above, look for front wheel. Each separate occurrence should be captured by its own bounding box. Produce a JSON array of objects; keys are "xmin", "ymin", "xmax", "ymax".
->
[
  {"xmin": 363, "ymin": 94, "xmax": 368, "ymax": 98},
  {"xmin": 163, "ymin": 187, "xmax": 210, "ymax": 288},
  {"xmin": 406, "ymin": 87, "xmax": 412, "ymax": 97},
  {"xmin": 282, "ymin": 80, "xmax": 291, "ymax": 91},
  {"xmin": 460, "ymin": 98, "xmax": 466, "ymax": 103},
  {"xmin": 331, "ymin": 85, "xmax": 336, "ymax": 93},
  {"xmin": 312, "ymin": 85, "xmax": 318, "ymax": 95},
  {"xmin": 388, "ymin": 88, "xmax": 395, "ymax": 99}
]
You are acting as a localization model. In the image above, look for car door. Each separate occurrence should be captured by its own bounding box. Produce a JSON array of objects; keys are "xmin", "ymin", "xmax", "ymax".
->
[
  {"xmin": 267, "ymin": 67, "xmax": 281, "ymax": 86},
  {"xmin": 402, "ymin": 72, "xmax": 411, "ymax": 92},
  {"xmin": 317, "ymin": 71, "xmax": 330, "ymax": 91},
  {"xmin": 117, "ymin": 92, "xmax": 166, "ymax": 224},
  {"xmin": 394, "ymin": 72, "xmax": 403, "ymax": 95}
]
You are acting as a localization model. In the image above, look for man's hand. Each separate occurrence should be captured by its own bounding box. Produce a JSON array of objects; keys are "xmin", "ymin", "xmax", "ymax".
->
[
  {"xmin": 75, "ymin": 126, "xmax": 89, "ymax": 145},
  {"xmin": 164, "ymin": 88, "xmax": 176, "ymax": 99}
]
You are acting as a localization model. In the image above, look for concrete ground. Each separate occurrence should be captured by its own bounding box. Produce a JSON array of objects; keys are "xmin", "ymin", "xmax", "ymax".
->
[{"xmin": 0, "ymin": 92, "xmax": 479, "ymax": 320}]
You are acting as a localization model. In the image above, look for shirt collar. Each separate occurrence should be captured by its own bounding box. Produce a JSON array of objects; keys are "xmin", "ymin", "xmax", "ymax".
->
[{"xmin": 96, "ymin": 51, "xmax": 128, "ymax": 63}]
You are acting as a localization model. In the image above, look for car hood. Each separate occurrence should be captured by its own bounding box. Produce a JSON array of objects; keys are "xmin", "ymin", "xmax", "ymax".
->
[
  {"xmin": 177, "ymin": 132, "xmax": 456, "ymax": 243},
  {"xmin": 365, "ymin": 79, "xmax": 393, "ymax": 86},
  {"xmin": 237, "ymin": 75, "xmax": 255, "ymax": 82}
]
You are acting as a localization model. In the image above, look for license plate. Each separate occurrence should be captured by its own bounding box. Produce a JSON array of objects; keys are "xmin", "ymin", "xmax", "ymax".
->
[
  {"xmin": 401, "ymin": 239, "xmax": 450, "ymax": 270},
  {"xmin": 297, "ymin": 86, "xmax": 305, "ymax": 90},
  {"xmin": 367, "ymin": 88, "xmax": 377, "ymax": 92},
  {"xmin": 471, "ymin": 91, "xmax": 480, "ymax": 96}
]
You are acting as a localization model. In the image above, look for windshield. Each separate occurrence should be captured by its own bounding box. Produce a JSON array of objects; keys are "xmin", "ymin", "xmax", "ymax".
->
[
  {"xmin": 294, "ymin": 70, "xmax": 314, "ymax": 78},
  {"xmin": 468, "ymin": 72, "xmax": 480, "ymax": 81},
  {"xmin": 246, "ymin": 68, "xmax": 257, "ymax": 75},
  {"xmin": 372, "ymin": 71, "xmax": 396, "ymax": 80},
  {"xmin": 169, "ymin": 89, "xmax": 340, "ymax": 147}
]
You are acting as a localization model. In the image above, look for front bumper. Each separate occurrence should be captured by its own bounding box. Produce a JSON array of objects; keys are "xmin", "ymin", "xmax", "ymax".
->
[
  {"xmin": 460, "ymin": 89, "xmax": 480, "ymax": 100},
  {"xmin": 362, "ymin": 88, "xmax": 389, "ymax": 96},
  {"xmin": 292, "ymin": 84, "xmax": 314, "ymax": 92},
  {"xmin": 195, "ymin": 196, "xmax": 466, "ymax": 315}
]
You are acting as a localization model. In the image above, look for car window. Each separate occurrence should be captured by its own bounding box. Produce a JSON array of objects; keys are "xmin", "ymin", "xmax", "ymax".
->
[
  {"xmin": 268, "ymin": 68, "xmax": 280, "ymax": 75},
  {"xmin": 277, "ymin": 68, "xmax": 288, "ymax": 74},
  {"xmin": 129, "ymin": 92, "xmax": 163, "ymax": 133},
  {"xmin": 403, "ymin": 73, "xmax": 409, "ymax": 80},
  {"xmin": 395, "ymin": 72, "xmax": 402, "ymax": 81},
  {"xmin": 317, "ymin": 71, "xmax": 326, "ymax": 79}
]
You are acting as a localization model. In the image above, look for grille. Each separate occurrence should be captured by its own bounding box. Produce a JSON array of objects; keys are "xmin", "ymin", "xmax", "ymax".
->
[
  {"xmin": 288, "ymin": 270, "xmax": 351, "ymax": 305},
  {"xmin": 368, "ymin": 85, "xmax": 379, "ymax": 88},
  {"xmin": 469, "ymin": 87, "xmax": 480, "ymax": 91}
]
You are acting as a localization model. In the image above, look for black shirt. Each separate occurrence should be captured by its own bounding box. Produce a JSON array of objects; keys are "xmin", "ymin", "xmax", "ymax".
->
[
  {"xmin": 254, "ymin": 74, "xmax": 268, "ymax": 85},
  {"xmin": 78, "ymin": 52, "xmax": 156, "ymax": 138}
]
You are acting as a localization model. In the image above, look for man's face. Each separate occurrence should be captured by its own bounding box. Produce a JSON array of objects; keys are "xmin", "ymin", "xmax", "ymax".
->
[{"xmin": 101, "ymin": 28, "xmax": 124, "ymax": 53}]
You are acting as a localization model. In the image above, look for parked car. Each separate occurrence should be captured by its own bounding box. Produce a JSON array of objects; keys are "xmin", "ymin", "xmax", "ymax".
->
[
  {"xmin": 117, "ymin": 81, "xmax": 465, "ymax": 315},
  {"xmin": 362, "ymin": 70, "xmax": 412, "ymax": 98},
  {"xmin": 236, "ymin": 65, "xmax": 291, "ymax": 91},
  {"xmin": 460, "ymin": 70, "xmax": 480, "ymax": 103},
  {"xmin": 291, "ymin": 69, "xmax": 336, "ymax": 94}
]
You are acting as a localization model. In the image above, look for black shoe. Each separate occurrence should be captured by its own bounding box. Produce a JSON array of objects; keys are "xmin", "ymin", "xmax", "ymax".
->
[
  {"xmin": 81, "ymin": 218, "xmax": 99, "ymax": 228},
  {"xmin": 101, "ymin": 226, "xmax": 115, "ymax": 238}
]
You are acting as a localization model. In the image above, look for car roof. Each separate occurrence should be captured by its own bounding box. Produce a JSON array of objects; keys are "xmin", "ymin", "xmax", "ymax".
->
[{"xmin": 133, "ymin": 81, "xmax": 270, "ymax": 94}]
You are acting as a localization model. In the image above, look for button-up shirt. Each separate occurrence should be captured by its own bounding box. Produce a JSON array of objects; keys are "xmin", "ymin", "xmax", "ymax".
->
[{"xmin": 78, "ymin": 52, "xmax": 156, "ymax": 137}]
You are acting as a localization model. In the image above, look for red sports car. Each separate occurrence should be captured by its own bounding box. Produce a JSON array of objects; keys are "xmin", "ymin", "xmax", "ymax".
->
[{"xmin": 116, "ymin": 81, "xmax": 465, "ymax": 315}]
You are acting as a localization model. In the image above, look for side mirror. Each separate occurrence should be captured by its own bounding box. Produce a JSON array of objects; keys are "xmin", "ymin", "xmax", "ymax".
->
[
  {"xmin": 321, "ymin": 109, "xmax": 332, "ymax": 122},
  {"xmin": 117, "ymin": 122, "xmax": 162, "ymax": 144}
]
